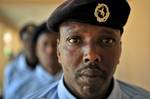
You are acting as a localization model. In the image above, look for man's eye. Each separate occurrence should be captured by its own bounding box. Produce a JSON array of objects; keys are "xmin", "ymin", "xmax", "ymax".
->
[
  {"xmin": 100, "ymin": 38, "xmax": 116, "ymax": 46},
  {"xmin": 67, "ymin": 37, "xmax": 81, "ymax": 45}
]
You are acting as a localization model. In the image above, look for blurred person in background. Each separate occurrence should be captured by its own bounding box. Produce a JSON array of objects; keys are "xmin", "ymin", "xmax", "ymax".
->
[
  {"xmin": 33, "ymin": 22, "xmax": 62, "ymax": 82},
  {"xmin": 5, "ymin": 22, "xmax": 62, "ymax": 98},
  {"xmin": 3, "ymin": 23, "xmax": 38, "ymax": 99}
]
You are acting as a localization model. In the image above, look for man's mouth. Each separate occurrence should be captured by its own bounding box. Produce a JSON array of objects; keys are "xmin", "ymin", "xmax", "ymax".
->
[
  {"xmin": 81, "ymin": 67, "xmax": 103, "ymax": 76},
  {"xmin": 79, "ymin": 68, "xmax": 106, "ymax": 81}
]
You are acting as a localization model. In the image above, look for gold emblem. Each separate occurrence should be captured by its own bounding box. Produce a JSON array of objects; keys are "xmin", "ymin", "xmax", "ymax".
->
[{"xmin": 94, "ymin": 3, "xmax": 110, "ymax": 22}]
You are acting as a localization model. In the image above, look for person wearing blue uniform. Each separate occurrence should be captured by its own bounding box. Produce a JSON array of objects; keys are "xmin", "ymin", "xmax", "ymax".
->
[
  {"xmin": 6, "ymin": 22, "xmax": 62, "ymax": 98},
  {"xmin": 3, "ymin": 23, "xmax": 38, "ymax": 99},
  {"xmin": 24, "ymin": 0, "xmax": 150, "ymax": 99},
  {"xmin": 33, "ymin": 22, "xmax": 62, "ymax": 80}
]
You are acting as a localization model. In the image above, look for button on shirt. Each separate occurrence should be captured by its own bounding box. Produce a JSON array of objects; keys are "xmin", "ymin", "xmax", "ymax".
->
[
  {"xmin": 24, "ymin": 75, "xmax": 150, "ymax": 99},
  {"xmin": 4, "ymin": 54, "xmax": 34, "ymax": 99},
  {"xmin": 6, "ymin": 64, "xmax": 62, "ymax": 99}
]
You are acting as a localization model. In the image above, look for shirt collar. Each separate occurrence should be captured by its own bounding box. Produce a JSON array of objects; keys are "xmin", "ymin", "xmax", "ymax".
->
[
  {"xmin": 35, "ymin": 64, "xmax": 62, "ymax": 84},
  {"xmin": 58, "ymin": 76, "xmax": 122, "ymax": 99},
  {"xmin": 107, "ymin": 78, "xmax": 122, "ymax": 99},
  {"xmin": 58, "ymin": 75, "xmax": 76, "ymax": 99},
  {"xmin": 17, "ymin": 54, "xmax": 29, "ymax": 71}
]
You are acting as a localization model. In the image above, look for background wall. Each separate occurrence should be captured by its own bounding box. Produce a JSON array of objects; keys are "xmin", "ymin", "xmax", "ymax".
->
[
  {"xmin": 0, "ymin": 23, "xmax": 20, "ymax": 93},
  {"xmin": 0, "ymin": 0, "xmax": 150, "ymax": 93},
  {"xmin": 115, "ymin": 0, "xmax": 150, "ymax": 91}
]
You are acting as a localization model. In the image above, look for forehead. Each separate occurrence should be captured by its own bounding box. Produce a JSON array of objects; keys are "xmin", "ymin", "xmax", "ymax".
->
[
  {"xmin": 59, "ymin": 21, "xmax": 121, "ymax": 36},
  {"xmin": 22, "ymin": 30, "xmax": 36, "ymax": 40},
  {"xmin": 37, "ymin": 32, "xmax": 57, "ymax": 41}
]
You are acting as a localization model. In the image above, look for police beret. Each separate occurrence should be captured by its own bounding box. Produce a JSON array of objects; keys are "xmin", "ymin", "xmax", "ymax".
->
[
  {"xmin": 20, "ymin": 23, "xmax": 37, "ymax": 40},
  {"xmin": 32, "ymin": 22, "xmax": 47, "ymax": 45},
  {"xmin": 47, "ymin": 0, "xmax": 131, "ymax": 33}
]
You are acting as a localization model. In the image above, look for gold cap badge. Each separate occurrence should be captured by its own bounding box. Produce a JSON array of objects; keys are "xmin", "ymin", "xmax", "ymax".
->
[{"xmin": 94, "ymin": 3, "xmax": 110, "ymax": 22}]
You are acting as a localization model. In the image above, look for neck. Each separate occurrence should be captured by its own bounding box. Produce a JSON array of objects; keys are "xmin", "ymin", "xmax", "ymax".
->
[
  {"xmin": 25, "ymin": 57, "xmax": 37, "ymax": 69},
  {"xmin": 101, "ymin": 79, "xmax": 114, "ymax": 99},
  {"xmin": 43, "ymin": 64, "xmax": 62, "ymax": 75}
]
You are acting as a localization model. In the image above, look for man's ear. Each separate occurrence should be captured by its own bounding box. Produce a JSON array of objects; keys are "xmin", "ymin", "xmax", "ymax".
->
[
  {"xmin": 57, "ymin": 39, "xmax": 61, "ymax": 64},
  {"xmin": 117, "ymin": 41, "xmax": 122, "ymax": 65}
]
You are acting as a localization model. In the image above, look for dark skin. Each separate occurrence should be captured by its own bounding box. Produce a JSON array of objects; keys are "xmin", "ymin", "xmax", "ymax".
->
[
  {"xmin": 57, "ymin": 21, "xmax": 122, "ymax": 99},
  {"xmin": 21, "ymin": 30, "xmax": 37, "ymax": 69},
  {"xmin": 36, "ymin": 33, "xmax": 61, "ymax": 75}
]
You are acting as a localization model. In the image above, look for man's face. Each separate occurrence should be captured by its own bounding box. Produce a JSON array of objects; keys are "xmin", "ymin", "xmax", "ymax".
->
[
  {"xmin": 22, "ymin": 31, "xmax": 35, "ymax": 60},
  {"xmin": 57, "ymin": 21, "xmax": 122, "ymax": 98},
  {"xmin": 36, "ymin": 33, "xmax": 59, "ymax": 71}
]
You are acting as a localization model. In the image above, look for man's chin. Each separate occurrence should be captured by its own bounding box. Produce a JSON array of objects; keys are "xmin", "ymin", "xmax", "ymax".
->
[
  {"xmin": 77, "ymin": 77, "xmax": 104, "ymax": 98},
  {"xmin": 78, "ymin": 75, "xmax": 105, "ymax": 86}
]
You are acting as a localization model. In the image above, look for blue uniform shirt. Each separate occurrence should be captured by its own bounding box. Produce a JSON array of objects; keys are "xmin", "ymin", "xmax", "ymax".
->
[
  {"xmin": 4, "ymin": 64, "xmax": 62, "ymax": 99},
  {"xmin": 24, "ymin": 75, "xmax": 150, "ymax": 99},
  {"xmin": 34, "ymin": 64, "xmax": 62, "ymax": 85},
  {"xmin": 3, "ymin": 54, "xmax": 34, "ymax": 99}
]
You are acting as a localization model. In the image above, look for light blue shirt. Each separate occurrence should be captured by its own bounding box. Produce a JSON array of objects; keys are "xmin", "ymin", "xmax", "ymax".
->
[
  {"xmin": 4, "ymin": 64, "xmax": 62, "ymax": 99},
  {"xmin": 3, "ymin": 54, "xmax": 34, "ymax": 99},
  {"xmin": 34, "ymin": 65, "xmax": 62, "ymax": 85},
  {"xmin": 24, "ymin": 76, "xmax": 150, "ymax": 99}
]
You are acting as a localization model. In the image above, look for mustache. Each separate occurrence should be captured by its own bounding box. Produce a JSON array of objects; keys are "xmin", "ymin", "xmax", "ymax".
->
[{"xmin": 76, "ymin": 62, "xmax": 107, "ymax": 78}]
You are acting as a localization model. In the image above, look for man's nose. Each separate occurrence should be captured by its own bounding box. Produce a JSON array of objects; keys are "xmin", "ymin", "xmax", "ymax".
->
[
  {"xmin": 46, "ymin": 46, "xmax": 54, "ymax": 54},
  {"xmin": 83, "ymin": 45, "xmax": 101, "ymax": 64}
]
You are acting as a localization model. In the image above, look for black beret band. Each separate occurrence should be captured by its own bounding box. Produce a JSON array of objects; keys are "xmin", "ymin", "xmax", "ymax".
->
[{"xmin": 47, "ymin": 0, "xmax": 130, "ymax": 33}]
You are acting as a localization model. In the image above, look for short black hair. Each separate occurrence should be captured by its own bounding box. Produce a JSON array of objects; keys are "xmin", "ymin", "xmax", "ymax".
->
[
  {"xmin": 32, "ymin": 22, "xmax": 50, "ymax": 45},
  {"xmin": 20, "ymin": 23, "xmax": 37, "ymax": 40}
]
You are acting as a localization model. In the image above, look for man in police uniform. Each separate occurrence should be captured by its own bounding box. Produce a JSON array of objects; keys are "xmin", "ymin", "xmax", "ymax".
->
[
  {"xmin": 6, "ymin": 22, "xmax": 62, "ymax": 98},
  {"xmin": 4, "ymin": 23, "xmax": 38, "ymax": 99},
  {"xmin": 24, "ymin": 0, "xmax": 150, "ymax": 99}
]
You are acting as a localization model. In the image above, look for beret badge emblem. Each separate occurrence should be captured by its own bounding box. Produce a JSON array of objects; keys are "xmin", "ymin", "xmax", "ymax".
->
[{"xmin": 94, "ymin": 3, "xmax": 110, "ymax": 22}]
